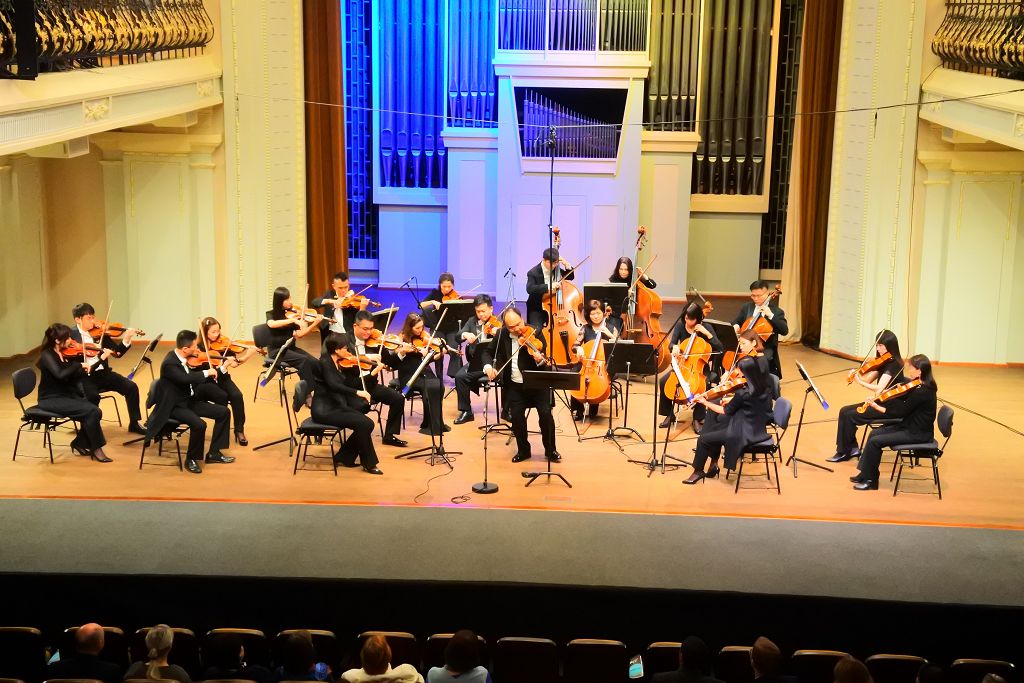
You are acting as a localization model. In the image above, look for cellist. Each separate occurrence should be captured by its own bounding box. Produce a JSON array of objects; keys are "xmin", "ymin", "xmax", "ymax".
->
[
  {"xmin": 608, "ymin": 256, "xmax": 656, "ymax": 320},
  {"xmin": 569, "ymin": 300, "xmax": 618, "ymax": 422},
  {"xmin": 659, "ymin": 303, "xmax": 723, "ymax": 432},
  {"xmin": 526, "ymin": 247, "xmax": 574, "ymax": 330},
  {"xmin": 732, "ymin": 280, "xmax": 788, "ymax": 378}
]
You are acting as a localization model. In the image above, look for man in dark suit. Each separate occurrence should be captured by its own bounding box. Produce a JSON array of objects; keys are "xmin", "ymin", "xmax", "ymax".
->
[
  {"xmin": 751, "ymin": 637, "xmax": 799, "ymax": 683},
  {"xmin": 731, "ymin": 280, "xmax": 788, "ymax": 378},
  {"xmin": 525, "ymin": 247, "xmax": 575, "ymax": 330},
  {"xmin": 343, "ymin": 311, "xmax": 408, "ymax": 447},
  {"xmin": 46, "ymin": 623, "xmax": 122, "ymax": 683},
  {"xmin": 652, "ymin": 636, "xmax": 724, "ymax": 683},
  {"xmin": 482, "ymin": 307, "xmax": 558, "ymax": 462},
  {"xmin": 453, "ymin": 294, "xmax": 499, "ymax": 424},
  {"xmin": 312, "ymin": 270, "xmax": 366, "ymax": 344},
  {"xmin": 71, "ymin": 302, "xmax": 146, "ymax": 434},
  {"xmin": 145, "ymin": 330, "xmax": 233, "ymax": 474}
]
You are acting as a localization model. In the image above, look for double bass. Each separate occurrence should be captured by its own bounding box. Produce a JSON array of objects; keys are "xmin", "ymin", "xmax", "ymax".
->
[
  {"xmin": 623, "ymin": 225, "xmax": 669, "ymax": 372},
  {"xmin": 541, "ymin": 226, "xmax": 586, "ymax": 365}
]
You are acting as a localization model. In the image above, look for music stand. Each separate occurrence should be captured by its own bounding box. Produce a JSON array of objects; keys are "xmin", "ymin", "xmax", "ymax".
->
[
  {"xmin": 704, "ymin": 319, "xmax": 737, "ymax": 375},
  {"xmin": 127, "ymin": 334, "xmax": 163, "ymax": 381},
  {"xmin": 253, "ymin": 338, "xmax": 298, "ymax": 453},
  {"xmin": 521, "ymin": 369, "xmax": 579, "ymax": 488},
  {"xmin": 372, "ymin": 307, "xmax": 399, "ymax": 332},
  {"xmin": 583, "ymin": 283, "xmax": 628, "ymax": 314},
  {"xmin": 788, "ymin": 361, "xmax": 833, "ymax": 476}
]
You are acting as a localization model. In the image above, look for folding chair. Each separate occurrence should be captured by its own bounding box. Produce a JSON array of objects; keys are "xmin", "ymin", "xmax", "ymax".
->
[
  {"xmin": 889, "ymin": 405, "xmax": 954, "ymax": 499},
  {"xmin": 291, "ymin": 380, "xmax": 340, "ymax": 475},
  {"xmin": 137, "ymin": 379, "xmax": 188, "ymax": 471},
  {"xmin": 733, "ymin": 397, "xmax": 792, "ymax": 494},
  {"xmin": 12, "ymin": 368, "xmax": 77, "ymax": 463}
]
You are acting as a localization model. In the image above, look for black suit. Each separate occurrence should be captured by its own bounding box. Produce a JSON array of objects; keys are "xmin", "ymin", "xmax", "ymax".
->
[
  {"xmin": 525, "ymin": 262, "xmax": 575, "ymax": 329},
  {"xmin": 732, "ymin": 301, "xmax": 788, "ymax": 378},
  {"xmin": 311, "ymin": 355, "xmax": 378, "ymax": 468},
  {"xmin": 341, "ymin": 338, "xmax": 406, "ymax": 438},
  {"xmin": 482, "ymin": 327, "xmax": 557, "ymax": 458},
  {"xmin": 70, "ymin": 328, "xmax": 143, "ymax": 424},
  {"xmin": 36, "ymin": 349, "xmax": 106, "ymax": 451},
  {"xmin": 47, "ymin": 654, "xmax": 122, "ymax": 683},
  {"xmin": 145, "ymin": 351, "xmax": 231, "ymax": 463},
  {"xmin": 312, "ymin": 290, "xmax": 358, "ymax": 340},
  {"xmin": 453, "ymin": 317, "xmax": 496, "ymax": 413}
]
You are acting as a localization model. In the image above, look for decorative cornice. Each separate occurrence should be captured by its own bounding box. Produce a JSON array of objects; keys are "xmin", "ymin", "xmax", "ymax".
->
[{"xmin": 640, "ymin": 131, "xmax": 701, "ymax": 154}]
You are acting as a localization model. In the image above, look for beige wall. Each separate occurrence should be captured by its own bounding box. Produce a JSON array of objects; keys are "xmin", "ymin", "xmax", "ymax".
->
[{"xmin": 687, "ymin": 213, "xmax": 762, "ymax": 295}]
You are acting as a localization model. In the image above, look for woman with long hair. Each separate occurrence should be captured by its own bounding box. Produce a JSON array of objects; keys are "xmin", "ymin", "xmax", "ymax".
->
[
  {"xmin": 607, "ymin": 256, "xmax": 657, "ymax": 319},
  {"xmin": 123, "ymin": 625, "xmax": 191, "ymax": 683},
  {"xmin": 265, "ymin": 286, "xmax": 321, "ymax": 383},
  {"xmin": 396, "ymin": 313, "xmax": 448, "ymax": 436},
  {"xmin": 197, "ymin": 316, "xmax": 256, "ymax": 446},
  {"xmin": 852, "ymin": 354, "xmax": 938, "ymax": 490},
  {"xmin": 36, "ymin": 323, "xmax": 110, "ymax": 462}
]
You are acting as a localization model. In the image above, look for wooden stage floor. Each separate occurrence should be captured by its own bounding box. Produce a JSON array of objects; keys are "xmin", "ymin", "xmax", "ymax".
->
[{"xmin": 2, "ymin": 342, "xmax": 1022, "ymax": 530}]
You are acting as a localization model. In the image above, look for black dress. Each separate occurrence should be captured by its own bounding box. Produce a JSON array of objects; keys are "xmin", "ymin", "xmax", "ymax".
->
[
  {"xmin": 265, "ymin": 313, "xmax": 317, "ymax": 383},
  {"xmin": 394, "ymin": 342, "xmax": 444, "ymax": 434},
  {"xmin": 691, "ymin": 383, "xmax": 772, "ymax": 472},
  {"xmin": 36, "ymin": 348, "xmax": 106, "ymax": 451},
  {"xmin": 834, "ymin": 356, "xmax": 905, "ymax": 455}
]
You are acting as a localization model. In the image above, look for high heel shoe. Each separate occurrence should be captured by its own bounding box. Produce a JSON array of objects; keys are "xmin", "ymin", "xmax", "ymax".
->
[
  {"xmin": 234, "ymin": 431, "xmax": 248, "ymax": 447},
  {"xmin": 706, "ymin": 465, "xmax": 721, "ymax": 479},
  {"xmin": 683, "ymin": 471, "xmax": 706, "ymax": 485},
  {"xmin": 70, "ymin": 445, "xmax": 91, "ymax": 457},
  {"xmin": 90, "ymin": 449, "xmax": 113, "ymax": 463}
]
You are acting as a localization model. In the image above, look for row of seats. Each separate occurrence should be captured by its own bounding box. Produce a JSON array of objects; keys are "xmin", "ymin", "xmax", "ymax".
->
[{"xmin": 0, "ymin": 626, "xmax": 1017, "ymax": 683}]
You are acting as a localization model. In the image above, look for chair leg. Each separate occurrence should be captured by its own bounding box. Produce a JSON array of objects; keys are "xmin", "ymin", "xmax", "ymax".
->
[
  {"xmin": 773, "ymin": 456, "xmax": 781, "ymax": 494},
  {"xmin": 139, "ymin": 441, "xmax": 147, "ymax": 469},
  {"xmin": 893, "ymin": 457, "xmax": 904, "ymax": 497},
  {"xmin": 764, "ymin": 456, "xmax": 771, "ymax": 482},
  {"xmin": 13, "ymin": 424, "xmax": 24, "ymax": 461},
  {"xmin": 734, "ymin": 458, "xmax": 744, "ymax": 493},
  {"xmin": 293, "ymin": 438, "xmax": 303, "ymax": 475},
  {"xmin": 889, "ymin": 450, "xmax": 900, "ymax": 481},
  {"xmin": 47, "ymin": 426, "xmax": 55, "ymax": 464},
  {"xmin": 329, "ymin": 438, "xmax": 338, "ymax": 476},
  {"xmin": 175, "ymin": 438, "xmax": 183, "ymax": 471},
  {"xmin": 252, "ymin": 375, "xmax": 260, "ymax": 402},
  {"xmin": 933, "ymin": 458, "xmax": 942, "ymax": 499}
]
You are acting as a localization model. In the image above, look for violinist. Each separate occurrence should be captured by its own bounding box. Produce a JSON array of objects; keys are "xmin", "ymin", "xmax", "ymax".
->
[
  {"xmin": 608, "ymin": 256, "xmax": 656, "ymax": 319},
  {"xmin": 569, "ymin": 300, "xmax": 619, "ymax": 422},
  {"xmin": 312, "ymin": 271, "xmax": 366, "ymax": 340},
  {"xmin": 344, "ymin": 311, "xmax": 408, "ymax": 447},
  {"xmin": 314, "ymin": 333, "xmax": 382, "ymax": 474},
  {"xmin": 526, "ymin": 248, "xmax": 574, "ymax": 329},
  {"xmin": 732, "ymin": 280, "xmax": 788, "ymax": 378},
  {"xmin": 144, "ymin": 330, "xmax": 233, "ymax": 474},
  {"xmin": 683, "ymin": 332, "xmax": 774, "ymax": 485},
  {"xmin": 453, "ymin": 294, "xmax": 499, "ymax": 425},
  {"xmin": 482, "ymin": 308, "xmax": 558, "ymax": 463},
  {"xmin": 852, "ymin": 354, "xmax": 938, "ymax": 490},
  {"xmin": 71, "ymin": 303, "xmax": 145, "ymax": 435},
  {"xmin": 266, "ymin": 286, "xmax": 322, "ymax": 384},
  {"xmin": 659, "ymin": 303, "xmax": 724, "ymax": 432},
  {"xmin": 395, "ymin": 312, "xmax": 448, "ymax": 436},
  {"xmin": 827, "ymin": 330, "xmax": 904, "ymax": 464},
  {"xmin": 419, "ymin": 272, "xmax": 464, "ymax": 379},
  {"xmin": 36, "ymin": 323, "xmax": 111, "ymax": 462},
  {"xmin": 197, "ymin": 317, "xmax": 258, "ymax": 447}
]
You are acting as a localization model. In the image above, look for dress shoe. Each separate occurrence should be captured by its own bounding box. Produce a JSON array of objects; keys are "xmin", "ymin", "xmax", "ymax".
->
[
  {"xmin": 443, "ymin": 423, "xmax": 451, "ymax": 432},
  {"xmin": 692, "ymin": 419, "xmax": 704, "ymax": 435},
  {"xmin": 572, "ymin": 410, "xmax": 584, "ymax": 422},
  {"xmin": 128, "ymin": 422, "xmax": 147, "ymax": 436},
  {"xmin": 70, "ymin": 444, "xmax": 91, "ymax": 457},
  {"xmin": 683, "ymin": 471, "xmax": 706, "ymax": 485},
  {"xmin": 91, "ymin": 449, "xmax": 113, "ymax": 463},
  {"xmin": 853, "ymin": 479, "xmax": 879, "ymax": 490},
  {"xmin": 234, "ymin": 431, "xmax": 249, "ymax": 447},
  {"xmin": 382, "ymin": 435, "xmax": 408, "ymax": 447},
  {"xmin": 205, "ymin": 451, "xmax": 235, "ymax": 464},
  {"xmin": 363, "ymin": 466, "xmax": 384, "ymax": 475},
  {"xmin": 827, "ymin": 451, "xmax": 856, "ymax": 463},
  {"xmin": 659, "ymin": 416, "xmax": 676, "ymax": 429},
  {"xmin": 706, "ymin": 464, "xmax": 721, "ymax": 479},
  {"xmin": 512, "ymin": 453, "xmax": 531, "ymax": 463},
  {"xmin": 850, "ymin": 474, "xmax": 867, "ymax": 483},
  {"xmin": 185, "ymin": 459, "xmax": 202, "ymax": 474},
  {"xmin": 454, "ymin": 411, "xmax": 474, "ymax": 425},
  {"xmin": 546, "ymin": 452, "xmax": 562, "ymax": 463},
  {"xmin": 501, "ymin": 408, "xmax": 512, "ymax": 422}
]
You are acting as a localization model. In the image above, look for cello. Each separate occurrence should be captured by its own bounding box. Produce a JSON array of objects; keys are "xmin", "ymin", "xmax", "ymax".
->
[
  {"xmin": 570, "ymin": 336, "xmax": 612, "ymax": 407},
  {"xmin": 663, "ymin": 331, "xmax": 713, "ymax": 404},
  {"xmin": 722, "ymin": 283, "xmax": 782, "ymax": 371},
  {"xmin": 623, "ymin": 225, "xmax": 669, "ymax": 372},
  {"xmin": 541, "ymin": 226, "xmax": 587, "ymax": 365}
]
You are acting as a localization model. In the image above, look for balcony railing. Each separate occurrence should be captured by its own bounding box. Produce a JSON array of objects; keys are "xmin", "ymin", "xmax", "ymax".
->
[
  {"xmin": 497, "ymin": 0, "xmax": 649, "ymax": 53},
  {"xmin": 932, "ymin": 0, "xmax": 1024, "ymax": 79}
]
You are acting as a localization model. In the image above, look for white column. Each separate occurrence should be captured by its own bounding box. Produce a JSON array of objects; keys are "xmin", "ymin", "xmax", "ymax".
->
[{"xmin": 911, "ymin": 153, "xmax": 952, "ymax": 359}]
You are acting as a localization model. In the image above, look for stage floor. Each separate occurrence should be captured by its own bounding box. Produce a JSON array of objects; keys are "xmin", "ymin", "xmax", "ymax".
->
[{"xmin": 1, "ymin": 341, "xmax": 1022, "ymax": 530}]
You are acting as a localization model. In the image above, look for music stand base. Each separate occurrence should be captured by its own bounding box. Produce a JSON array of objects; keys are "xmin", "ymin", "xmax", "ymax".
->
[
  {"xmin": 396, "ymin": 445, "xmax": 459, "ymax": 469},
  {"xmin": 522, "ymin": 471, "xmax": 573, "ymax": 488},
  {"xmin": 785, "ymin": 455, "xmax": 833, "ymax": 475},
  {"xmin": 472, "ymin": 481, "xmax": 499, "ymax": 494}
]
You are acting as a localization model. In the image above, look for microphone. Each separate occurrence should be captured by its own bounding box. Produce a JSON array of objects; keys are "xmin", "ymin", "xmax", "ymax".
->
[
  {"xmin": 503, "ymin": 267, "xmax": 512, "ymax": 277},
  {"xmin": 400, "ymin": 276, "xmax": 414, "ymax": 288}
]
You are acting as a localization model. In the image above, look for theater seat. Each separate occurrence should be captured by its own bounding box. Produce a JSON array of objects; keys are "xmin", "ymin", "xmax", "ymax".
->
[
  {"xmin": 356, "ymin": 632, "xmax": 419, "ymax": 670},
  {"xmin": 493, "ymin": 637, "xmax": 558, "ymax": 683},
  {"xmin": 206, "ymin": 629, "xmax": 270, "ymax": 668},
  {"xmin": 644, "ymin": 642, "xmax": 682, "ymax": 677},
  {"xmin": 564, "ymin": 639, "xmax": 628, "ymax": 683},
  {"xmin": 423, "ymin": 634, "xmax": 489, "ymax": 673},
  {"xmin": 950, "ymin": 659, "xmax": 1018, "ymax": 683},
  {"xmin": 717, "ymin": 646, "xmax": 756, "ymax": 683},
  {"xmin": 0, "ymin": 627, "xmax": 46, "ymax": 683},
  {"xmin": 276, "ymin": 631, "xmax": 341, "ymax": 672},
  {"xmin": 130, "ymin": 628, "xmax": 201, "ymax": 680},
  {"xmin": 791, "ymin": 650, "xmax": 849, "ymax": 683},
  {"xmin": 865, "ymin": 654, "xmax": 927, "ymax": 683},
  {"xmin": 61, "ymin": 626, "xmax": 130, "ymax": 669}
]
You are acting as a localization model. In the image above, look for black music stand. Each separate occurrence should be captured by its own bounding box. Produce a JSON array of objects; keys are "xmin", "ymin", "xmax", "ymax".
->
[
  {"xmin": 127, "ymin": 334, "xmax": 163, "ymax": 381},
  {"xmin": 788, "ymin": 361, "xmax": 833, "ymax": 476},
  {"xmin": 253, "ymin": 338, "xmax": 298, "ymax": 453},
  {"xmin": 521, "ymin": 369, "xmax": 578, "ymax": 488},
  {"xmin": 583, "ymin": 283, "xmax": 628, "ymax": 314},
  {"xmin": 705, "ymin": 319, "xmax": 737, "ymax": 375},
  {"xmin": 372, "ymin": 307, "xmax": 399, "ymax": 331}
]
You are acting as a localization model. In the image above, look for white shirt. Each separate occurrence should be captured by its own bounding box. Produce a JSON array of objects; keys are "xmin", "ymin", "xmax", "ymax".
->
[
  {"xmin": 353, "ymin": 339, "xmax": 372, "ymax": 378},
  {"xmin": 174, "ymin": 349, "xmax": 195, "ymax": 396},
  {"xmin": 329, "ymin": 305, "xmax": 347, "ymax": 334},
  {"xmin": 78, "ymin": 326, "xmax": 103, "ymax": 370},
  {"xmin": 509, "ymin": 333, "xmax": 523, "ymax": 384}
]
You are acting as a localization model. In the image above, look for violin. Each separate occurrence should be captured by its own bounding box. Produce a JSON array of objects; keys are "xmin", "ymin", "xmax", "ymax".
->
[
  {"xmin": 208, "ymin": 336, "xmax": 268, "ymax": 357},
  {"xmin": 856, "ymin": 378, "xmax": 922, "ymax": 414},
  {"xmin": 60, "ymin": 339, "xmax": 102, "ymax": 359},
  {"xmin": 442, "ymin": 290, "xmax": 462, "ymax": 302},
  {"xmin": 86, "ymin": 321, "xmax": 144, "ymax": 340},
  {"xmin": 335, "ymin": 294, "xmax": 382, "ymax": 309},
  {"xmin": 481, "ymin": 315, "xmax": 502, "ymax": 337},
  {"xmin": 364, "ymin": 329, "xmax": 415, "ymax": 352},
  {"xmin": 335, "ymin": 347, "xmax": 380, "ymax": 372},
  {"xmin": 515, "ymin": 325, "xmax": 549, "ymax": 366},
  {"xmin": 185, "ymin": 350, "xmax": 225, "ymax": 368},
  {"xmin": 412, "ymin": 332, "xmax": 447, "ymax": 354},
  {"xmin": 847, "ymin": 352, "xmax": 892, "ymax": 384},
  {"xmin": 285, "ymin": 307, "xmax": 324, "ymax": 324},
  {"xmin": 696, "ymin": 376, "xmax": 749, "ymax": 404}
]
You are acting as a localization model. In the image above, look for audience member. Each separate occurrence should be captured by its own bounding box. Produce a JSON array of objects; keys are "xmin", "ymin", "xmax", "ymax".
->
[
  {"xmin": 340, "ymin": 635, "xmax": 423, "ymax": 683},
  {"xmin": 123, "ymin": 624, "xmax": 191, "ymax": 683},
  {"xmin": 916, "ymin": 664, "xmax": 945, "ymax": 683},
  {"xmin": 750, "ymin": 637, "xmax": 798, "ymax": 683},
  {"xmin": 274, "ymin": 632, "xmax": 332, "ymax": 682},
  {"xmin": 834, "ymin": 656, "xmax": 873, "ymax": 683},
  {"xmin": 651, "ymin": 636, "xmax": 724, "ymax": 683},
  {"xmin": 426, "ymin": 631, "xmax": 490, "ymax": 683},
  {"xmin": 981, "ymin": 676, "xmax": 1006, "ymax": 683},
  {"xmin": 202, "ymin": 633, "xmax": 273, "ymax": 683},
  {"xmin": 46, "ymin": 623, "xmax": 123, "ymax": 683}
]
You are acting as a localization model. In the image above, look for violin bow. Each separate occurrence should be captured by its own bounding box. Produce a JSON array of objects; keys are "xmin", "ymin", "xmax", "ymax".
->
[
  {"xmin": 197, "ymin": 318, "xmax": 218, "ymax": 382},
  {"xmin": 557, "ymin": 253, "xmax": 592, "ymax": 281},
  {"xmin": 402, "ymin": 308, "xmax": 448, "ymax": 395},
  {"xmin": 97, "ymin": 300, "xmax": 114, "ymax": 351}
]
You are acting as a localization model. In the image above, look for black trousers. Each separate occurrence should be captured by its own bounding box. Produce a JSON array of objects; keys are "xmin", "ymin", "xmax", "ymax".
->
[
  {"xmin": 38, "ymin": 397, "xmax": 106, "ymax": 450},
  {"xmin": 857, "ymin": 427, "xmax": 929, "ymax": 480},
  {"xmin": 454, "ymin": 366, "xmax": 487, "ymax": 413},
  {"xmin": 195, "ymin": 374, "xmax": 246, "ymax": 432},
  {"xmin": 835, "ymin": 403, "xmax": 883, "ymax": 454},
  {"xmin": 81, "ymin": 368, "xmax": 142, "ymax": 424},
  {"xmin": 692, "ymin": 416, "xmax": 748, "ymax": 472},
  {"xmin": 409, "ymin": 376, "xmax": 443, "ymax": 433},
  {"xmin": 506, "ymin": 381, "xmax": 556, "ymax": 457},
  {"xmin": 569, "ymin": 397, "xmax": 599, "ymax": 418},
  {"xmin": 359, "ymin": 379, "xmax": 404, "ymax": 438},
  {"xmin": 311, "ymin": 399, "xmax": 378, "ymax": 468},
  {"xmin": 431, "ymin": 331, "xmax": 463, "ymax": 379},
  {"xmin": 271, "ymin": 347, "xmax": 317, "ymax": 384},
  {"xmin": 170, "ymin": 400, "xmax": 230, "ymax": 462},
  {"xmin": 657, "ymin": 373, "xmax": 706, "ymax": 422}
]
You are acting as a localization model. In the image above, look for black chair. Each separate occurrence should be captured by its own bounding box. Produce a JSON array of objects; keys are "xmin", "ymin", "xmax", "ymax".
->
[
  {"xmin": 274, "ymin": 631, "xmax": 341, "ymax": 672},
  {"xmin": 493, "ymin": 637, "xmax": 558, "ymax": 683},
  {"xmin": 98, "ymin": 392, "xmax": 123, "ymax": 426},
  {"xmin": 252, "ymin": 322, "xmax": 300, "ymax": 404},
  {"xmin": 865, "ymin": 655, "xmax": 928, "ymax": 683},
  {"xmin": 643, "ymin": 642, "xmax": 682, "ymax": 678},
  {"xmin": 206, "ymin": 629, "xmax": 270, "ymax": 668},
  {"xmin": 137, "ymin": 379, "xmax": 188, "ymax": 472},
  {"xmin": 949, "ymin": 659, "xmax": 1018, "ymax": 683},
  {"xmin": 43, "ymin": 679, "xmax": 106, "ymax": 683},
  {"xmin": 291, "ymin": 380, "xmax": 340, "ymax": 475},
  {"xmin": 423, "ymin": 633, "xmax": 489, "ymax": 673},
  {"xmin": 0, "ymin": 627, "xmax": 46, "ymax": 683},
  {"xmin": 733, "ymin": 396, "xmax": 792, "ymax": 494},
  {"xmin": 790, "ymin": 650, "xmax": 848, "ymax": 683},
  {"xmin": 564, "ymin": 639, "xmax": 628, "ymax": 683},
  {"xmin": 355, "ymin": 632, "xmax": 419, "ymax": 670},
  {"xmin": 717, "ymin": 646, "xmax": 756, "ymax": 683},
  {"xmin": 60, "ymin": 626, "xmax": 130, "ymax": 669},
  {"xmin": 12, "ymin": 368, "xmax": 77, "ymax": 464},
  {"xmin": 129, "ymin": 627, "xmax": 201, "ymax": 680},
  {"xmin": 889, "ymin": 405, "xmax": 954, "ymax": 499}
]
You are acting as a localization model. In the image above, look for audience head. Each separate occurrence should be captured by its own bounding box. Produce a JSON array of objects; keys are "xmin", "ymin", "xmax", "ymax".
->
[
  {"xmin": 281, "ymin": 632, "xmax": 316, "ymax": 675},
  {"xmin": 444, "ymin": 630, "xmax": 481, "ymax": 674},
  {"xmin": 75, "ymin": 623, "xmax": 105, "ymax": 655},
  {"xmin": 981, "ymin": 676, "xmax": 1006, "ymax": 683},
  {"xmin": 145, "ymin": 624, "xmax": 174, "ymax": 680},
  {"xmin": 834, "ymin": 656, "xmax": 873, "ymax": 683},
  {"xmin": 750, "ymin": 637, "xmax": 783, "ymax": 678},
  {"xmin": 916, "ymin": 664, "xmax": 945, "ymax": 683},
  {"xmin": 679, "ymin": 636, "xmax": 712, "ymax": 674},
  {"xmin": 361, "ymin": 635, "xmax": 392, "ymax": 676}
]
